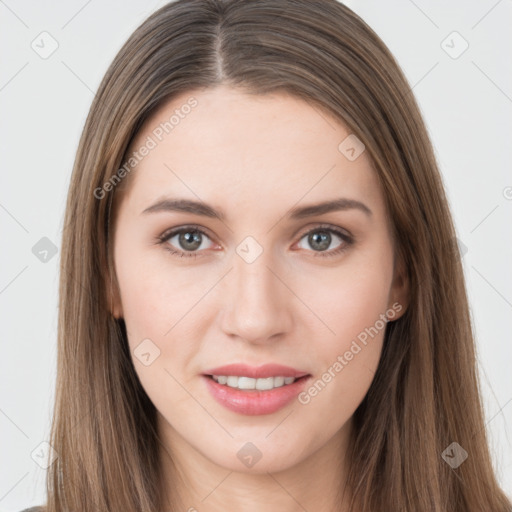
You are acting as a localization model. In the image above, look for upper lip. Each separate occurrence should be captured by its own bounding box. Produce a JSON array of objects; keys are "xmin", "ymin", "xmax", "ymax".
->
[{"xmin": 203, "ymin": 363, "xmax": 310, "ymax": 379}]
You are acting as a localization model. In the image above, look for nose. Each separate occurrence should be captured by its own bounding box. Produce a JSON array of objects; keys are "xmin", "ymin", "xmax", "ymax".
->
[{"xmin": 219, "ymin": 245, "xmax": 293, "ymax": 344}]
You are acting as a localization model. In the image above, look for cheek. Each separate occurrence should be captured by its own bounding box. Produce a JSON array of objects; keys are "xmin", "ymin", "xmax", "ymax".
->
[
  {"xmin": 294, "ymin": 286, "xmax": 388, "ymax": 438},
  {"xmin": 115, "ymin": 238, "xmax": 205, "ymax": 340},
  {"xmin": 311, "ymin": 253, "xmax": 393, "ymax": 353},
  {"xmin": 115, "ymin": 265, "xmax": 202, "ymax": 409},
  {"xmin": 299, "ymin": 248, "xmax": 393, "ymax": 404}
]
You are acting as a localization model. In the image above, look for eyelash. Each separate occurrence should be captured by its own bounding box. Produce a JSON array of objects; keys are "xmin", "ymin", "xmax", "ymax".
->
[{"xmin": 155, "ymin": 223, "xmax": 354, "ymax": 259}]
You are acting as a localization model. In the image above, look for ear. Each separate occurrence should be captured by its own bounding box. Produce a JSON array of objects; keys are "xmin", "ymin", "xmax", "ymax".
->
[
  {"xmin": 387, "ymin": 251, "xmax": 409, "ymax": 321},
  {"xmin": 108, "ymin": 272, "xmax": 124, "ymax": 319}
]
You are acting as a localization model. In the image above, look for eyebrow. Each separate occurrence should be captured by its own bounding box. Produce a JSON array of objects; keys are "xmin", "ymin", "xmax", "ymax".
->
[{"xmin": 141, "ymin": 197, "xmax": 372, "ymax": 220}]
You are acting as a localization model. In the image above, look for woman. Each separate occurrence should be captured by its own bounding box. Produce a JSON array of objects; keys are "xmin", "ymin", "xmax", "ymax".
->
[{"xmin": 25, "ymin": 0, "xmax": 512, "ymax": 510}]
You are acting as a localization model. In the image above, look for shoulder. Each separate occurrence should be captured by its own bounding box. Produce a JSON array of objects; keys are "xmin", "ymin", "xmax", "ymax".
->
[{"xmin": 19, "ymin": 507, "xmax": 45, "ymax": 512}]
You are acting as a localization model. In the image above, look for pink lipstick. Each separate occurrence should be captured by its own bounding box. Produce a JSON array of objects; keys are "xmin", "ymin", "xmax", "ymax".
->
[{"xmin": 202, "ymin": 363, "xmax": 311, "ymax": 416}]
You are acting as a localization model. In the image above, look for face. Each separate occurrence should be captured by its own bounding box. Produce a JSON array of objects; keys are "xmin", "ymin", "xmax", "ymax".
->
[{"xmin": 111, "ymin": 85, "xmax": 408, "ymax": 476}]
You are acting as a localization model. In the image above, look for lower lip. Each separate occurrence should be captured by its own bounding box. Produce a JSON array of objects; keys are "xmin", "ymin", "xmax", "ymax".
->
[{"xmin": 202, "ymin": 375, "xmax": 311, "ymax": 416}]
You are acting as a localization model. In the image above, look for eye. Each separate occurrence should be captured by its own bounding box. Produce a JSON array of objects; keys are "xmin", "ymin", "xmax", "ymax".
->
[
  {"xmin": 157, "ymin": 225, "xmax": 216, "ymax": 258},
  {"xmin": 295, "ymin": 225, "xmax": 353, "ymax": 257},
  {"xmin": 156, "ymin": 223, "xmax": 354, "ymax": 259}
]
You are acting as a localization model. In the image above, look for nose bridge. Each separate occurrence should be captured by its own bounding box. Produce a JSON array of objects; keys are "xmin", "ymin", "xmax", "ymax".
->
[{"xmin": 220, "ymin": 238, "xmax": 292, "ymax": 341}]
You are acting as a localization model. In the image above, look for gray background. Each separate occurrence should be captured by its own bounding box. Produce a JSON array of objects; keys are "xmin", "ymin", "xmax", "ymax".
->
[{"xmin": 1, "ymin": 0, "xmax": 511, "ymax": 510}]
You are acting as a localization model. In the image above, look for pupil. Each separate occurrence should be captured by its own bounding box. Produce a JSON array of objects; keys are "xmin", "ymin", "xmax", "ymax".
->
[
  {"xmin": 180, "ymin": 231, "xmax": 202, "ymax": 250},
  {"xmin": 309, "ymin": 231, "xmax": 330, "ymax": 251}
]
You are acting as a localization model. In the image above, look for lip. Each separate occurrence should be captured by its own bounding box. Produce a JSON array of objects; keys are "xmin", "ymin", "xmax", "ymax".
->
[
  {"xmin": 202, "ymin": 363, "xmax": 309, "ymax": 379},
  {"xmin": 201, "ymin": 364, "xmax": 312, "ymax": 416}
]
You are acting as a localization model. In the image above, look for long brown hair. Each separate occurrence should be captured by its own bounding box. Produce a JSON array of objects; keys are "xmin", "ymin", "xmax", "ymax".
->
[{"xmin": 45, "ymin": 0, "xmax": 511, "ymax": 510}]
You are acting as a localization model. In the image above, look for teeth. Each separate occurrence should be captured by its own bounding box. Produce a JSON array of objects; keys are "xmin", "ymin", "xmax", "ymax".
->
[
  {"xmin": 274, "ymin": 376, "xmax": 285, "ymax": 387},
  {"xmin": 226, "ymin": 376, "xmax": 238, "ymax": 387},
  {"xmin": 238, "ymin": 376, "xmax": 256, "ymax": 390},
  {"xmin": 211, "ymin": 375, "xmax": 298, "ymax": 390},
  {"xmin": 255, "ymin": 377, "xmax": 274, "ymax": 390}
]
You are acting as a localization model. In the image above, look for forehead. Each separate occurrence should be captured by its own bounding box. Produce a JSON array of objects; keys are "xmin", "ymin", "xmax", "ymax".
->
[{"xmin": 121, "ymin": 85, "xmax": 384, "ymax": 220}]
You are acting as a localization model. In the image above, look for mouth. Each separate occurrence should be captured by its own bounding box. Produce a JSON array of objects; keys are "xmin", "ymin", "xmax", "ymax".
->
[{"xmin": 201, "ymin": 363, "xmax": 312, "ymax": 415}]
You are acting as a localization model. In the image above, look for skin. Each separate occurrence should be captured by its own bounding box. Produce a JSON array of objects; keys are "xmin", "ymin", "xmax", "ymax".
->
[{"xmin": 110, "ymin": 85, "xmax": 409, "ymax": 512}]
